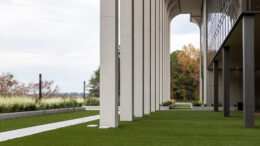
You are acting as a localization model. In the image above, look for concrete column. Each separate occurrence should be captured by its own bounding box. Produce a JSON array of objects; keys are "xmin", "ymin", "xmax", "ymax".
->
[
  {"xmin": 165, "ymin": 19, "xmax": 170, "ymax": 100},
  {"xmin": 167, "ymin": 19, "xmax": 171, "ymax": 101},
  {"xmin": 144, "ymin": 0, "xmax": 151, "ymax": 114},
  {"xmin": 159, "ymin": 0, "xmax": 163, "ymax": 105},
  {"xmin": 202, "ymin": 0, "xmax": 208, "ymax": 104},
  {"xmin": 166, "ymin": 18, "xmax": 168, "ymax": 102},
  {"xmin": 223, "ymin": 46, "xmax": 230, "ymax": 117},
  {"xmin": 100, "ymin": 0, "xmax": 119, "ymax": 128},
  {"xmin": 162, "ymin": 0, "xmax": 165, "ymax": 103},
  {"xmin": 243, "ymin": 15, "xmax": 255, "ymax": 128},
  {"xmin": 155, "ymin": 0, "xmax": 160, "ymax": 110},
  {"xmin": 150, "ymin": 0, "xmax": 156, "ymax": 112},
  {"xmin": 168, "ymin": 20, "xmax": 171, "ymax": 101},
  {"xmin": 120, "ymin": 0, "xmax": 134, "ymax": 121},
  {"xmin": 162, "ymin": 2, "xmax": 165, "ymax": 103},
  {"xmin": 134, "ymin": 0, "xmax": 144, "ymax": 118},
  {"xmin": 163, "ymin": 6, "xmax": 167, "ymax": 102},
  {"xmin": 213, "ymin": 60, "xmax": 219, "ymax": 112}
]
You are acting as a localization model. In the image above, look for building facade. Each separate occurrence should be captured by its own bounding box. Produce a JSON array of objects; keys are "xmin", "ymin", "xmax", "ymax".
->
[{"xmin": 100, "ymin": 0, "xmax": 260, "ymax": 129}]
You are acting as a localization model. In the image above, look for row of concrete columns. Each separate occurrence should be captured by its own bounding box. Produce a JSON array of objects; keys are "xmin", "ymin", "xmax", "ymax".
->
[
  {"xmin": 100, "ymin": 0, "xmax": 171, "ymax": 128},
  {"xmin": 213, "ymin": 15, "xmax": 255, "ymax": 128}
]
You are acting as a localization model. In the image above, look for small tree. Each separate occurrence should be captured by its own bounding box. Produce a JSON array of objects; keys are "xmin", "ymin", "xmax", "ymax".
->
[
  {"xmin": 0, "ymin": 72, "xmax": 60, "ymax": 98},
  {"xmin": 27, "ymin": 80, "xmax": 59, "ymax": 98},
  {"xmin": 0, "ymin": 72, "xmax": 18, "ymax": 96}
]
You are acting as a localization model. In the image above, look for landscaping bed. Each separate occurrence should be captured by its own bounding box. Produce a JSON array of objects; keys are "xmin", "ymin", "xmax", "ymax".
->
[{"xmin": 0, "ymin": 97, "xmax": 100, "ymax": 114}]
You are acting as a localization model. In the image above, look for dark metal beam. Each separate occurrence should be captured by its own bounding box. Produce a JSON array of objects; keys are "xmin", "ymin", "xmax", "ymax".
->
[
  {"xmin": 223, "ymin": 46, "xmax": 230, "ymax": 117},
  {"xmin": 39, "ymin": 74, "xmax": 42, "ymax": 100},
  {"xmin": 243, "ymin": 14, "xmax": 255, "ymax": 128},
  {"xmin": 213, "ymin": 60, "xmax": 219, "ymax": 112}
]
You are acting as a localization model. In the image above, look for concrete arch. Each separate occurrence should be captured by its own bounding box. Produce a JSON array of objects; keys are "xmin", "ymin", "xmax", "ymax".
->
[{"xmin": 167, "ymin": 0, "xmax": 202, "ymax": 26}]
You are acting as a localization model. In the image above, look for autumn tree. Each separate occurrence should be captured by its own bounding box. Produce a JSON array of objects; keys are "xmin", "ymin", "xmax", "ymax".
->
[
  {"xmin": 0, "ymin": 72, "xmax": 59, "ymax": 97},
  {"xmin": 0, "ymin": 73, "xmax": 18, "ymax": 96},
  {"xmin": 177, "ymin": 44, "xmax": 200, "ymax": 100},
  {"xmin": 27, "ymin": 81, "xmax": 60, "ymax": 98}
]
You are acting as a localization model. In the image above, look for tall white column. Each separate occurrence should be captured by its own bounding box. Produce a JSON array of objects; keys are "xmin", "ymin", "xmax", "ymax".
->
[
  {"xmin": 167, "ymin": 19, "xmax": 171, "ymax": 101},
  {"xmin": 134, "ymin": 0, "xmax": 144, "ymax": 117},
  {"xmin": 150, "ymin": 0, "xmax": 156, "ymax": 112},
  {"xmin": 169, "ymin": 19, "xmax": 171, "ymax": 101},
  {"xmin": 144, "ymin": 0, "xmax": 151, "ymax": 114},
  {"xmin": 100, "ymin": 0, "xmax": 119, "ymax": 128},
  {"xmin": 165, "ymin": 10, "xmax": 169, "ymax": 102},
  {"xmin": 120, "ymin": 0, "xmax": 134, "ymax": 121},
  {"xmin": 159, "ymin": 0, "xmax": 163, "ymax": 105},
  {"xmin": 162, "ymin": 2, "xmax": 165, "ymax": 102},
  {"xmin": 155, "ymin": 0, "xmax": 160, "ymax": 110},
  {"xmin": 166, "ymin": 17, "xmax": 168, "ymax": 102}
]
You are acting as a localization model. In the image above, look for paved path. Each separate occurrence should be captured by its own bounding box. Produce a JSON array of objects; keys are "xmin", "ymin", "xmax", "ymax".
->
[{"xmin": 0, "ymin": 115, "xmax": 99, "ymax": 142}]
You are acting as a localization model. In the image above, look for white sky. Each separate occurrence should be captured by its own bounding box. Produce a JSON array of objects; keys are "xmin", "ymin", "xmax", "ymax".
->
[
  {"xmin": 0, "ymin": 0, "xmax": 200, "ymax": 92},
  {"xmin": 171, "ymin": 14, "xmax": 200, "ymax": 52}
]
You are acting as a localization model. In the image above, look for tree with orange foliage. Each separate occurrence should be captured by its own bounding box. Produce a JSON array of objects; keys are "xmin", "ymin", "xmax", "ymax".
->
[
  {"xmin": 177, "ymin": 44, "xmax": 200, "ymax": 100},
  {"xmin": 170, "ymin": 44, "xmax": 200, "ymax": 101}
]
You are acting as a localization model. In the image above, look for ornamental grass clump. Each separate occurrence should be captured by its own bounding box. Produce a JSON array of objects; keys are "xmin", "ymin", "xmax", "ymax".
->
[
  {"xmin": 0, "ymin": 97, "xmax": 37, "ymax": 113},
  {"xmin": 38, "ymin": 97, "xmax": 84, "ymax": 110},
  {"xmin": 85, "ymin": 97, "xmax": 100, "ymax": 106},
  {"xmin": 0, "ymin": 96, "xmax": 84, "ymax": 113}
]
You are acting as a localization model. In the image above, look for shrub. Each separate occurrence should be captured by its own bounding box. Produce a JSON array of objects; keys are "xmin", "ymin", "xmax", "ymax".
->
[
  {"xmin": 192, "ymin": 101, "xmax": 203, "ymax": 106},
  {"xmin": 162, "ymin": 101, "xmax": 172, "ymax": 106},
  {"xmin": 85, "ymin": 97, "xmax": 100, "ymax": 106},
  {"xmin": 218, "ymin": 102, "xmax": 222, "ymax": 107},
  {"xmin": 171, "ymin": 99, "xmax": 176, "ymax": 104},
  {"xmin": 198, "ymin": 101, "xmax": 203, "ymax": 105}
]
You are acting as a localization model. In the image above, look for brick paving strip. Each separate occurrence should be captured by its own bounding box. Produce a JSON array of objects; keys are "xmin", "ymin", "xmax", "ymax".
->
[{"xmin": 0, "ymin": 115, "xmax": 99, "ymax": 142}]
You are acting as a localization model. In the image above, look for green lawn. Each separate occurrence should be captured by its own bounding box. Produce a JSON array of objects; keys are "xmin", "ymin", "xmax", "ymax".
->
[
  {"xmin": 174, "ymin": 104, "xmax": 191, "ymax": 109},
  {"xmin": 1, "ymin": 110, "xmax": 260, "ymax": 146},
  {"xmin": 0, "ymin": 110, "xmax": 99, "ymax": 132}
]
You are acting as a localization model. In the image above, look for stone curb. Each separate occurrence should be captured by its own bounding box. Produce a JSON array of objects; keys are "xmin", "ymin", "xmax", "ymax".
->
[{"xmin": 0, "ymin": 107, "xmax": 86, "ymax": 120}]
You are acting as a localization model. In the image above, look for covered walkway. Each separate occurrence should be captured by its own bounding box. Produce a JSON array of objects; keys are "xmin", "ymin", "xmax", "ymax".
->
[{"xmin": 100, "ymin": 0, "xmax": 202, "ymax": 128}]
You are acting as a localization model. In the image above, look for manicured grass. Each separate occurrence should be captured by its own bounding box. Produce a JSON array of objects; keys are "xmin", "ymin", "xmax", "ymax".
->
[
  {"xmin": 0, "ymin": 110, "xmax": 99, "ymax": 132},
  {"xmin": 174, "ymin": 104, "xmax": 191, "ymax": 109},
  {"xmin": 1, "ymin": 110, "xmax": 260, "ymax": 146}
]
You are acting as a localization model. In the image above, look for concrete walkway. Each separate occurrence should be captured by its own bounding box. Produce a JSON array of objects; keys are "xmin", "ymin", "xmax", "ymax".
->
[{"xmin": 0, "ymin": 115, "xmax": 99, "ymax": 142}]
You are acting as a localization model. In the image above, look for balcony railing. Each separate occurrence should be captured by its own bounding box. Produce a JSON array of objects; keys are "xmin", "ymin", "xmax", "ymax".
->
[{"xmin": 207, "ymin": 0, "xmax": 240, "ymax": 65}]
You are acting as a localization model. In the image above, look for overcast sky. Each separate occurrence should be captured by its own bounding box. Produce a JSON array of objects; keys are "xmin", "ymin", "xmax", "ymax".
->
[{"xmin": 0, "ymin": 0, "xmax": 199, "ymax": 93}]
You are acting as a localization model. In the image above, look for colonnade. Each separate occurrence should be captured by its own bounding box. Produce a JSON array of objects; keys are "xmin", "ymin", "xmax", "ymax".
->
[{"xmin": 100, "ymin": 0, "xmax": 172, "ymax": 128}]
